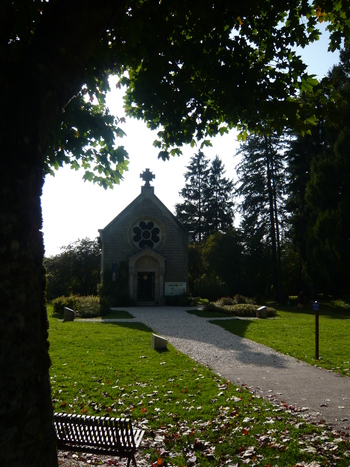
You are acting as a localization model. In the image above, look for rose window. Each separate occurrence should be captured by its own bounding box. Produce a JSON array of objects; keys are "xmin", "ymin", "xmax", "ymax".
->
[{"xmin": 133, "ymin": 221, "xmax": 160, "ymax": 248}]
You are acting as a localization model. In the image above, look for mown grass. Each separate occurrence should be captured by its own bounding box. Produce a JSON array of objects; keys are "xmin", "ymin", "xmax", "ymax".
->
[
  {"xmin": 48, "ymin": 310, "xmax": 350, "ymax": 466},
  {"xmin": 208, "ymin": 307, "xmax": 350, "ymax": 376}
]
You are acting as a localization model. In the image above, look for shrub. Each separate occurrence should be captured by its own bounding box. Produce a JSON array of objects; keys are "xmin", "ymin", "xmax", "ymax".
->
[
  {"xmin": 75, "ymin": 296, "xmax": 100, "ymax": 318},
  {"xmin": 99, "ymin": 294, "xmax": 112, "ymax": 316},
  {"xmin": 204, "ymin": 296, "xmax": 277, "ymax": 317},
  {"xmin": 203, "ymin": 302, "xmax": 222, "ymax": 312},
  {"xmin": 232, "ymin": 294, "xmax": 255, "ymax": 305},
  {"xmin": 51, "ymin": 295, "xmax": 79, "ymax": 318},
  {"xmin": 50, "ymin": 295, "xmax": 101, "ymax": 319},
  {"xmin": 216, "ymin": 296, "xmax": 235, "ymax": 306}
]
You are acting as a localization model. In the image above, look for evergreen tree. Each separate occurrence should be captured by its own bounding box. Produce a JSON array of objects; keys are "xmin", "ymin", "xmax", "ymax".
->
[
  {"xmin": 176, "ymin": 151, "xmax": 210, "ymax": 242},
  {"xmin": 286, "ymin": 47, "xmax": 350, "ymax": 296},
  {"xmin": 176, "ymin": 152, "xmax": 235, "ymax": 241},
  {"xmin": 235, "ymin": 133, "xmax": 288, "ymax": 301},
  {"xmin": 206, "ymin": 156, "xmax": 235, "ymax": 236},
  {"xmin": 285, "ymin": 125, "xmax": 324, "ymax": 293},
  {"xmin": 306, "ymin": 47, "xmax": 350, "ymax": 296}
]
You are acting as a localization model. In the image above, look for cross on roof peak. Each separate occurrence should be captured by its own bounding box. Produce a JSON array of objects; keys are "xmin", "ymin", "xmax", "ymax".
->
[{"xmin": 140, "ymin": 168, "xmax": 155, "ymax": 187}]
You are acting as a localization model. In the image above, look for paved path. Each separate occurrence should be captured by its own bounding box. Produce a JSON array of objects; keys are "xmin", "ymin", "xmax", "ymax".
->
[{"xmin": 107, "ymin": 307, "xmax": 350, "ymax": 432}]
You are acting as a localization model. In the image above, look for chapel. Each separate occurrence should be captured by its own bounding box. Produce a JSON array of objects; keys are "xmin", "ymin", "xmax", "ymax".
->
[{"xmin": 98, "ymin": 169, "xmax": 189, "ymax": 306}]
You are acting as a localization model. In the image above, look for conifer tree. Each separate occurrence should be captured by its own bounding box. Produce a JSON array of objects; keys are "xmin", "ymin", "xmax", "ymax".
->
[
  {"xmin": 176, "ymin": 151, "xmax": 210, "ymax": 242},
  {"xmin": 235, "ymin": 133, "xmax": 287, "ymax": 301},
  {"xmin": 206, "ymin": 156, "xmax": 235, "ymax": 236},
  {"xmin": 176, "ymin": 153, "xmax": 235, "ymax": 241},
  {"xmin": 286, "ymin": 47, "xmax": 350, "ymax": 295}
]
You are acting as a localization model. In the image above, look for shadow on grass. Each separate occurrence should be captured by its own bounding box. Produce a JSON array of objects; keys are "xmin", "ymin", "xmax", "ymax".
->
[
  {"xmin": 209, "ymin": 318, "xmax": 252, "ymax": 338},
  {"xmin": 101, "ymin": 321, "xmax": 153, "ymax": 332}
]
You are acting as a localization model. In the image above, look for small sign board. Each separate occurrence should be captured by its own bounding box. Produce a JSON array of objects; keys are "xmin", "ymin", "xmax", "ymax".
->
[
  {"xmin": 165, "ymin": 282, "xmax": 186, "ymax": 296},
  {"xmin": 312, "ymin": 301, "xmax": 319, "ymax": 311}
]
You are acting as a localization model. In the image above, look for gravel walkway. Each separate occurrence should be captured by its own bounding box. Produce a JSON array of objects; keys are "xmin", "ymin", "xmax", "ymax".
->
[{"xmin": 108, "ymin": 306, "xmax": 350, "ymax": 433}]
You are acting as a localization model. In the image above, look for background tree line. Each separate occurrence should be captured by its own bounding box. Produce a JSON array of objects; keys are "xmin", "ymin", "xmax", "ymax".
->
[
  {"xmin": 44, "ymin": 238, "xmax": 101, "ymax": 301},
  {"xmin": 181, "ymin": 48, "xmax": 350, "ymax": 302}
]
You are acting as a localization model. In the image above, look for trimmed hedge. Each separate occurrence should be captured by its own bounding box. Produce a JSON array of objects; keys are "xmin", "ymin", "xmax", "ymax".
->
[{"xmin": 205, "ymin": 295, "xmax": 277, "ymax": 317}]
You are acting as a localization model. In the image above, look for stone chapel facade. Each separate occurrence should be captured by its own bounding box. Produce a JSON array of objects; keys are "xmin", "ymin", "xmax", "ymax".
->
[{"xmin": 98, "ymin": 169, "xmax": 189, "ymax": 305}]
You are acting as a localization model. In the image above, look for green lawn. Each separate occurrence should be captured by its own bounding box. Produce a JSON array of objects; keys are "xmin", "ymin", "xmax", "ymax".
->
[
  {"xmin": 209, "ymin": 307, "xmax": 350, "ymax": 376},
  {"xmin": 48, "ymin": 310, "xmax": 350, "ymax": 466}
]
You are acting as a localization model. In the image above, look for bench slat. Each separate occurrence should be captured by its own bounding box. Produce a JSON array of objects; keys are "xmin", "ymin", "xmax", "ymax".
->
[
  {"xmin": 54, "ymin": 413, "xmax": 144, "ymax": 467},
  {"xmin": 133, "ymin": 429, "xmax": 144, "ymax": 447}
]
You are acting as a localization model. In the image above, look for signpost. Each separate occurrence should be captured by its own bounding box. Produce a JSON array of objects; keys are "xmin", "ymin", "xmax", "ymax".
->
[
  {"xmin": 165, "ymin": 282, "xmax": 186, "ymax": 296},
  {"xmin": 313, "ymin": 301, "xmax": 319, "ymax": 360}
]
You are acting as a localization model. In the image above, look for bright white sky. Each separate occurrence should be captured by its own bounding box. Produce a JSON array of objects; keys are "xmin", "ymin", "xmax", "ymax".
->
[{"xmin": 41, "ymin": 26, "xmax": 340, "ymax": 257}]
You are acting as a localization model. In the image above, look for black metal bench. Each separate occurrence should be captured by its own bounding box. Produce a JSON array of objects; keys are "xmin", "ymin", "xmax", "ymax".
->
[{"xmin": 54, "ymin": 412, "xmax": 145, "ymax": 467}]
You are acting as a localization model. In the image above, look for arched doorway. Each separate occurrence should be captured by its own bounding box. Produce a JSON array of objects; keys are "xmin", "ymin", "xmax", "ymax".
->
[{"xmin": 128, "ymin": 248, "xmax": 166, "ymax": 305}]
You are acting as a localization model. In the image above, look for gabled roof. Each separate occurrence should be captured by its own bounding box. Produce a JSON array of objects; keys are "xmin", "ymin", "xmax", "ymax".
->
[{"xmin": 99, "ymin": 186, "xmax": 188, "ymax": 236}]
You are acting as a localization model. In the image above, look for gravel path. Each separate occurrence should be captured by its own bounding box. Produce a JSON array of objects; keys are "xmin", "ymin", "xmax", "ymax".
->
[{"xmin": 108, "ymin": 306, "xmax": 350, "ymax": 433}]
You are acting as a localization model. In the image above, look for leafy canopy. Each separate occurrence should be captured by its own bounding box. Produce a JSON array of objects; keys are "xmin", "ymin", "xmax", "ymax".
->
[
  {"xmin": 120, "ymin": 0, "xmax": 350, "ymax": 158},
  {"xmin": 4, "ymin": 0, "xmax": 350, "ymax": 184}
]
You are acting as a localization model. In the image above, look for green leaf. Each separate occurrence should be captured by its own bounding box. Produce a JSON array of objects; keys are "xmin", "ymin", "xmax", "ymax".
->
[
  {"xmin": 82, "ymin": 171, "xmax": 94, "ymax": 182},
  {"xmin": 300, "ymin": 75, "xmax": 319, "ymax": 93},
  {"xmin": 158, "ymin": 151, "xmax": 169, "ymax": 161},
  {"xmin": 218, "ymin": 126, "xmax": 229, "ymax": 136},
  {"xmin": 200, "ymin": 140, "xmax": 212, "ymax": 148},
  {"xmin": 153, "ymin": 140, "xmax": 162, "ymax": 148}
]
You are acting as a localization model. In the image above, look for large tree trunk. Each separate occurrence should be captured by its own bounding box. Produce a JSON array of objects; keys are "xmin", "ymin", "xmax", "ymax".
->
[
  {"xmin": 0, "ymin": 2, "xmax": 126, "ymax": 465},
  {"xmin": 0, "ymin": 36, "xmax": 62, "ymax": 461},
  {"xmin": 0, "ymin": 149, "xmax": 58, "ymax": 466}
]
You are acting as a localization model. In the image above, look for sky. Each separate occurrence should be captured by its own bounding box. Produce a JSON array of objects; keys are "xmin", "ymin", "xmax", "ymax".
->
[{"xmin": 41, "ymin": 25, "xmax": 340, "ymax": 257}]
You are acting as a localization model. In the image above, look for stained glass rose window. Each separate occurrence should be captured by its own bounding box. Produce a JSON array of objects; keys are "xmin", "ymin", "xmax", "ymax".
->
[{"xmin": 133, "ymin": 221, "xmax": 160, "ymax": 248}]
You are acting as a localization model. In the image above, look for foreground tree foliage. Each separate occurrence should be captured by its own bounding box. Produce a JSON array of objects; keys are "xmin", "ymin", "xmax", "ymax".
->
[{"xmin": 1, "ymin": 1, "xmax": 349, "ymax": 465}]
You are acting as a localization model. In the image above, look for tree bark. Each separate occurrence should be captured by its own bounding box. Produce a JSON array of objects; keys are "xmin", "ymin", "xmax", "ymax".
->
[
  {"xmin": 0, "ymin": 2, "xmax": 126, "ymax": 465},
  {"xmin": 0, "ymin": 144, "xmax": 57, "ymax": 467}
]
